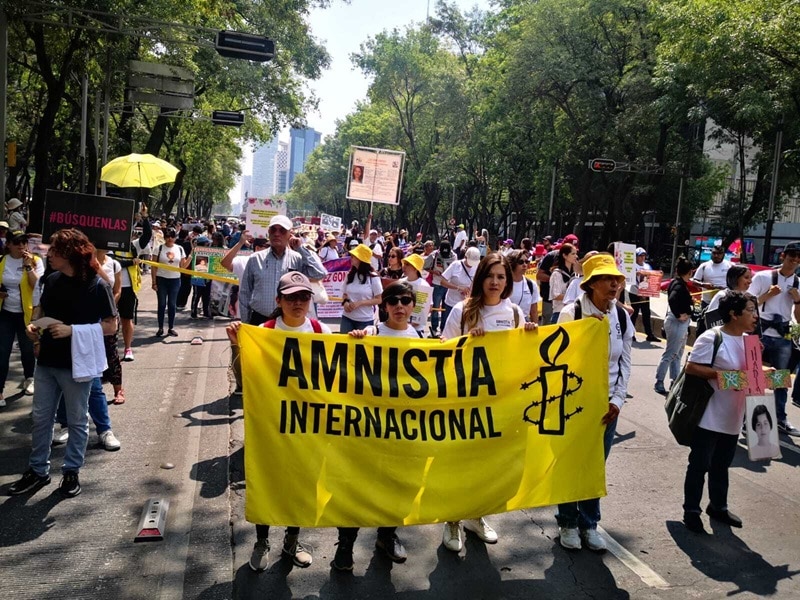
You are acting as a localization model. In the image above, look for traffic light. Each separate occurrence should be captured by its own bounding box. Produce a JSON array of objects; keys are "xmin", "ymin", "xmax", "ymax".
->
[
  {"xmin": 211, "ymin": 110, "xmax": 245, "ymax": 127},
  {"xmin": 589, "ymin": 158, "xmax": 616, "ymax": 173},
  {"xmin": 215, "ymin": 31, "xmax": 275, "ymax": 62},
  {"xmin": 7, "ymin": 141, "xmax": 16, "ymax": 168}
]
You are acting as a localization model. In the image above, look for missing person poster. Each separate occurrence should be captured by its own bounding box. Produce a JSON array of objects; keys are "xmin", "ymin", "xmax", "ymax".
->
[
  {"xmin": 43, "ymin": 190, "xmax": 135, "ymax": 251},
  {"xmin": 613, "ymin": 242, "xmax": 637, "ymax": 287},
  {"xmin": 346, "ymin": 146, "xmax": 406, "ymax": 205}
]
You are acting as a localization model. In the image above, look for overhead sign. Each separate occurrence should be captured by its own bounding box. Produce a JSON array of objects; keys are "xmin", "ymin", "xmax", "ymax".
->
[
  {"xmin": 346, "ymin": 146, "xmax": 406, "ymax": 205},
  {"xmin": 43, "ymin": 190, "xmax": 135, "ymax": 251},
  {"xmin": 589, "ymin": 158, "xmax": 616, "ymax": 173}
]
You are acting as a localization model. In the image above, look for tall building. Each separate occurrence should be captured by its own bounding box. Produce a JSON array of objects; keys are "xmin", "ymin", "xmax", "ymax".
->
[
  {"xmin": 241, "ymin": 174, "xmax": 252, "ymax": 203},
  {"xmin": 251, "ymin": 138, "xmax": 280, "ymax": 197},
  {"xmin": 288, "ymin": 127, "xmax": 321, "ymax": 189},
  {"xmin": 276, "ymin": 141, "xmax": 289, "ymax": 194}
]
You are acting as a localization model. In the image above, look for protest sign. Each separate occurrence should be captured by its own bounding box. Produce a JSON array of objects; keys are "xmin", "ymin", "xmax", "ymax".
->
[
  {"xmin": 743, "ymin": 334, "xmax": 767, "ymax": 395},
  {"xmin": 43, "ymin": 190, "xmax": 135, "ymax": 251},
  {"xmin": 317, "ymin": 257, "xmax": 351, "ymax": 318},
  {"xmin": 320, "ymin": 213, "xmax": 342, "ymax": 231},
  {"xmin": 191, "ymin": 247, "xmax": 238, "ymax": 282},
  {"xmin": 244, "ymin": 197, "xmax": 287, "ymax": 238},
  {"xmin": 346, "ymin": 146, "xmax": 406, "ymax": 205},
  {"xmin": 613, "ymin": 242, "xmax": 637, "ymax": 287}
]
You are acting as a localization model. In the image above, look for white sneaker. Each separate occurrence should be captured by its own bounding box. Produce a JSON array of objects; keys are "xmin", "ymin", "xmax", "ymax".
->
[
  {"xmin": 559, "ymin": 526, "xmax": 581, "ymax": 550},
  {"xmin": 123, "ymin": 348, "xmax": 134, "ymax": 362},
  {"xmin": 463, "ymin": 517, "xmax": 498, "ymax": 544},
  {"xmin": 99, "ymin": 430, "xmax": 121, "ymax": 451},
  {"xmin": 580, "ymin": 528, "xmax": 607, "ymax": 552},
  {"xmin": 23, "ymin": 377, "xmax": 35, "ymax": 396},
  {"xmin": 52, "ymin": 426, "xmax": 69, "ymax": 445},
  {"xmin": 0, "ymin": 394, "xmax": 5, "ymax": 408},
  {"xmin": 248, "ymin": 539, "xmax": 269, "ymax": 571},
  {"xmin": 442, "ymin": 521, "xmax": 463, "ymax": 552}
]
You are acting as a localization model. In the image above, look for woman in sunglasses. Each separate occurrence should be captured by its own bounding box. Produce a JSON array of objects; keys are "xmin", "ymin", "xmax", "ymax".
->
[
  {"xmin": 331, "ymin": 281, "xmax": 418, "ymax": 571},
  {"xmin": 440, "ymin": 252, "xmax": 537, "ymax": 553},
  {"xmin": 151, "ymin": 227, "xmax": 191, "ymax": 337}
]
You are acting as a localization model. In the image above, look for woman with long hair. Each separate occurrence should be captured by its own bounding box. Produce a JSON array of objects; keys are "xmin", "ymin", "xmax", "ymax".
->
[
  {"xmin": 549, "ymin": 243, "xmax": 578, "ymax": 323},
  {"xmin": 152, "ymin": 227, "xmax": 192, "ymax": 336},
  {"xmin": 507, "ymin": 249, "xmax": 540, "ymax": 323},
  {"xmin": 9, "ymin": 228, "xmax": 117, "ymax": 498},
  {"xmin": 440, "ymin": 252, "xmax": 537, "ymax": 552},
  {"xmin": 340, "ymin": 244, "xmax": 383, "ymax": 334},
  {"xmin": 655, "ymin": 256, "xmax": 695, "ymax": 395},
  {"xmin": 381, "ymin": 247, "xmax": 405, "ymax": 280}
]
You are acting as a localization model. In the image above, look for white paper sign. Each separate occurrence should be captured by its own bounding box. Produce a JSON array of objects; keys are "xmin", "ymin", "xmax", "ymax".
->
[
  {"xmin": 745, "ymin": 395, "xmax": 782, "ymax": 461},
  {"xmin": 244, "ymin": 198, "xmax": 287, "ymax": 238},
  {"xmin": 346, "ymin": 146, "xmax": 406, "ymax": 205},
  {"xmin": 613, "ymin": 242, "xmax": 637, "ymax": 287}
]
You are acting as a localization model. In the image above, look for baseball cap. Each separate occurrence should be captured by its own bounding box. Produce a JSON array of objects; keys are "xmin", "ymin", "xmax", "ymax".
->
[
  {"xmin": 369, "ymin": 229, "xmax": 379, "ymax": 235},
  {"xmin": 563, "ymin": 234, "xmax": 579, "ymax": 245},
  {"xmin": 464, "ymin": 247, "xmax": 481, "ymax": 265},
  {"xmin": 635, "ymin": 247, "xmax": 647, "ymax": 256},
  {"xmin": 278, "ymin": 271, "xmax": 313, "ymax": 295},
  {"xmin": 783, "ymin": 241, "xmax": 800, "ymax": 254},
  {"xmin": 268, "ymin": 215, "xmax": 293, "ymax": 231}
]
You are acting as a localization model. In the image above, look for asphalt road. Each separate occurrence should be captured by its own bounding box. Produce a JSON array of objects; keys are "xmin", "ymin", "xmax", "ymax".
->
[{"xmin": 2, "ymin": 291, "xmax": 800, "ymax": 599}]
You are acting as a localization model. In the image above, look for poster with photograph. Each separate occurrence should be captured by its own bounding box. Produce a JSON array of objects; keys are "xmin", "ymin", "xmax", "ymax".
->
[
  {"xmin": 244, "ymin": 197, "xmax": 287, "ymax": 238},
  {"xmin": 613, "ymin": 242, "xmax": 637, "ymax": 287},
  {"xmin": 346, "ymin": 146, "xmax": 406, "ymax": 205},
  {"xmin": 638, "ymin": 269, "xmax": 663, "ymax": 298},
  {"xmin": 320, "ymin": 213, "xmax": 342, "ymax": 232},
  {"xmin": 745, "ymin": 395, "xmax": 782, "ymax": 461},
  {"xmin": 191, "ymin": 247, "xmax": 238, "ymax": 282}
]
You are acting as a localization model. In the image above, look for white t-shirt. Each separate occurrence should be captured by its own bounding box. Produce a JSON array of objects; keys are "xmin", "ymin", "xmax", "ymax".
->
[
  {"xmin": 453, "ymin": 229, "xmax": 468, "ymax": 252},
  {"xmin": 1, "ymin": 255, "xmax": 45, "ymax": 312},
  {"xmin": 364, "ymin": 323, "xmax": 418, "ymax": 338},
  {"xmin": 442, "ymin": 259, "xmax": 477, "ymax": 307},
  {"xmin": 563, "ymin": 277, "xmax": 583, "ymax": 306},
  {"xmin": 442, "ymin": 298, "xmax": 525, "ymax": 339},
  {"xmin": 319, "ymin": 246, "xmax": 339, "ymax": 263},
  {"xmin": 231, "ymin": 255, "xmax": 250, "ymax": 281},
  {"xmin": 154, "ymin": 243, "xmax": 186, "ymax": 279},
  {"xmin": 510, "ymin": 277, "xmax": 541, "ymax": 320},
  {"xmin": 368, "ymin": 238, "xmax": 384, "ymax": 271},
  {"xmin": 100, "ymin": 255, "xmax": 122, "ymax": 287},
  {"xmin": 342, "ymin": 274, "xmax": 383, "ymax": 322},
  {"xmin": 549, "ymin": 268, "xmax": 573, "ymax": 312},
  {"xmin": 747, "ymin": 268, "xmax": 797, "ymax": 338},
  {"xmin": 133, "ymin": 237, "xmax": 153, "ymax": 257},
  {"xmin": 261, "ymin": 316, "xmax": 332, "ymax": 334},
  {"xmin": 690, "ymin": 329, "xmax": 746, "ymax": 435},
  {"xmin": 693, "ymin": 259, "xmax": 732, "ymax": 303},
  {"xmin": 400, "ymin": 276, "xmax": 434, "ymax": 332}
]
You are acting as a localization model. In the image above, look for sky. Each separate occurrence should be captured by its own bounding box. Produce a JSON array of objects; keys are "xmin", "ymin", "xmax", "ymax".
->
[{"xmin": 229, "ymin": 0, "xmax": 491, "ymax": 205}]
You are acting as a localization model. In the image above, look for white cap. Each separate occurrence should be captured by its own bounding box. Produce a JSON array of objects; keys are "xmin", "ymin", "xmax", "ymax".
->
[
  {"xmin": 268, "ymin": 215, "xmax": 293, "ymax": 230},
  {"xmin": 464, "ymin": 247, "xmax": 481, "ymax": 265}
]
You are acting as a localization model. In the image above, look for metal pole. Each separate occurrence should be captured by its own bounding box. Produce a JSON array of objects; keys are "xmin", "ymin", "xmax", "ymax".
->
[
  {"xmin": 763, "ymin": 119, "xmax": 783, "ymax": 265},
  {"xmin": 93, "ymin": 90, "xmax": 100, "ymax": 193},
  {"xmin": 0, "ymin": 10, "xmax": 7, "ymax": 209},
  {"xmin": 80, "ymin": 71, "xmax": 88, "ymax": 193},
  {"xmin": 451, "ymin": 183, "xmax": 455, "ymax": 219},
  {"xmin": 101, "ymin": 56, "xmax": 110, "ymax": 196},
  {"xmin": 670, "ymin": 175, "xmax": 684, "ymax": 276},
  {"xmin": 548, "ymin": 165, "xmax": 556, "ymax": 221}
]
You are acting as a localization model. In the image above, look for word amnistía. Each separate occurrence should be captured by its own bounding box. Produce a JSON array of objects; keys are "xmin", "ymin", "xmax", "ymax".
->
[
  {"xmin": 277, "ymin": 337, "xmax": 497, "ymax": 398},
  {"xmin": 280, "ymin": 401, "xmax": 501, "ymax": 441}
]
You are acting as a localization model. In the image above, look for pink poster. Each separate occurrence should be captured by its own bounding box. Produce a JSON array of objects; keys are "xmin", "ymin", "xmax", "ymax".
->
[{"xmin": 743, "ymin": 334, "xmax": 766, "ymax": 395}]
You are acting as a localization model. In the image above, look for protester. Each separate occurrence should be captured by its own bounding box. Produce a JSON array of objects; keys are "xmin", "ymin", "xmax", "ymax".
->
[
  {"xmin": 319, "ymin": 234, "xmax": 339, "ymax": 262},
  {"xmin": 399, "ymin": 253, "xmax": 434, "ymax": 337},
  {"xmin": 476, "ymin": 229, "xmax": 489, "ymax": 257},
  {"xmin": 381, "ymin": 247, "xmax": 405, "ymax": 280},
  {"xmin": 8, "ymin": 229, "xmax": 117, "ymax": 498},
  {"xmin": 367, "ymin": 229, "xmax": 385, "ymax": 271},
  {"xmin": 549, "ymin": 243, "xmax": 578, "ymax": 323},
  {"xmin": 227, "ymin": 271, "xmax": 328, "ymax": 571},
  {"xmin": 654, "ymin": 257, "xmax": 694, "ymax": 396},
  {"xmin": 507, "ymin": 249, "xmax": 540, "ymax": 323},
  {"xmin": 692, "ymin": 245, "xmax": 732, "ymax": 307},
  {"xmin": 423, "ymin": 240, "xmax": 456, "ymax": 337},
  {"xmin": 629, "ymin": 248, "xmax": 660, "ymax": 342},
  {"xmin": 748, "ymin": 243, "xmax": 800, "ymax": 436},
  {"xmin": 152, "ymin": 228, "xmax": 191, "ymax": 337},
  {"xmin": 332, "ymin": 281, "xmax": 418, "ymax": 570},
  {"xmin": 440, "ymin": 247, "xmax": 481, "ymax": 334},
  {"xmin": 190, "ymin": 236, "xmax": 212, "ymax": 320},
  {"xmin": 453, "ymin": 224, "xmax": 468, "ymax": 258},
  {"xmin": 175, "ymin": 229, "xmax": 194, "ymax": 310},
  {"xmin": 5, "ymin": 198, "xmax": 27, "ymax": 232},
  {"xmin": 238, "ymin": 215, "xmax": 326, "ymax": 326},
  {"xmin": 682, "ymin": 291, "xmax": 756, "ymax": 533},
  {"xmin": 0, "ymin": 231, "xmax": 45, "ymax": 406},
  {"xmin": 556, "ymin": 253, "xmax": 633, "ymax": 551},
  {"xmin": 340, "ymin": 244, "xmax": 383, "ymax": 334},
  {"xmin": 95, "ymin": 248, "xmax": 125, "ymax": 405},
  {"xmin": 441, "ymin": 252, "xmax": 538, "ymax": 552}
]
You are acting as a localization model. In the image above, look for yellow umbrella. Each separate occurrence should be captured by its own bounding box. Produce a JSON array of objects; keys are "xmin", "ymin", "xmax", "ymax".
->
[{"xmin": 100, "ymin": 153, "xmax": 179, "ymax": 188}]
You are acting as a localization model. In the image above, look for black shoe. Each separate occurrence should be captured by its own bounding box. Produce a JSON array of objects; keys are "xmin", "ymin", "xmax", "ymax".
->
[
  {"xmin": 59, "ymin": 471, "xmax": 81, "ymax": 497},
  {"xmin": 332, "ymin": 537, "xmax": 354, "ymax": 571},
  {"xmin": 168, "ymin": 329, "xmax": 178, "ymax": 337},
  {"xmin": 156, "ymin": 329, "xmax": 164, "ymax": 337},
  {"xmin": 8, "ymin": 469, "xmax": 51, "ymax": 495},
  {"xmin": 646, "ymin": 335, "xmax": 660, "ymax": 342},
  {"xmin": 683, "ymin": 512, "xmax": 706, "ymax": 534},
  {"xmin": 190, "ymin": 313, "xmax": 198, "ymax": 320},
  {"xmin": 376, "ymin": 533, "xmax": 407, "ymax": 563},
  {"xmin": 706, "ymin": 505, "xmax": 742, "ymax": 528},
  {"xmin": 654, "ymin": 384, "xmax": 668, "ymax": 396}
]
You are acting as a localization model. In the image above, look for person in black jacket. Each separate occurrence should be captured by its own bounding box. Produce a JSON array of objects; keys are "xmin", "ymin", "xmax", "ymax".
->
[{"xmin": 655, "ymin": 257, "xmax": 695, "ymax": 395}]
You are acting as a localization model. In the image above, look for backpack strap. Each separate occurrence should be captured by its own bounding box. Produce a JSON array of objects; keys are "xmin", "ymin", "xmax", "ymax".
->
[
  {"xmin": 616, "ymin": 304, "xmax": 628, "ymax": 337},
  {"xmin": 263, "ymin": 319, "xmax": 277, "ymax": 329},
  {"xmin": 310, "ymin": 318, "xmax": 322, "ymax": 333},
  {"xmin": 709, "ymin": 327, "xmax": 723, "ymax": 367},
  {"xmin": 514, "ymin": 307, "xmax": 519, "ymax": 328},
  {"xmin": 574, "ymin": 299, "xmax": 582, "ymax": 320},
  {"xmin": 526, "ymin": 278, "xmax": 534, "ymax": 296}
]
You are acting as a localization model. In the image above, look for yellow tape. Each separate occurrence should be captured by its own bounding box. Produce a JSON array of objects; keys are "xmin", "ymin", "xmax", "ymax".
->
[{"xmin": 140, "ymin": 259, "xmax": 238, "ymax": 284}]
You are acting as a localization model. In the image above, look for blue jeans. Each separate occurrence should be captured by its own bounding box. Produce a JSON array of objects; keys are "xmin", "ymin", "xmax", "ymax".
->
[
  {"xmin": 430, "ymin": 285, "xmax": 447, "ymax": 334},
  {"xmin": 29, "ymin": 365, "xmax": 92, "ymax": 476},
  {"xmin": 683, "ymin": 427, "xmax": 738, "ymax": 514},
  {"xmin": 762, "ymin": 335, "xmax": 792, "ymax": 422},
  {"xmin": 56, "ymin": 377, "xmax": 111, "ymax": 435},
  {"xmin": 0, "ymin": 308, "xmax": 36, "ymax": 389},
  {"xmin": 655, "ymin": 313, "xmax": 689, "ymax": 385},
  {"xmin": 555, "ymin": 417, "xmax": 617, "ymax": 530},
  {"xmin": 340, "ymin": 315, "xmax": 373, "ymax": 334},
  {"xmin": 156, "ymin": 277, "xmax": 181, "ymax": 330}
]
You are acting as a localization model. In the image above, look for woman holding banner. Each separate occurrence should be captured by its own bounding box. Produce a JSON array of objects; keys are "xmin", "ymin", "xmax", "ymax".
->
[
  {"xmin": 556, "ymin": 253, "xmax": 633, "ymax": 552},
  {"xmin": 332, "ymin": 281, "xmax": 418, "ymax": 570},
  {"xmin": 440, "ymin": 252, "xmax": 538, "ymax": 553},
  {"xmin": 340, "ymin": 244, "xmax": 383, "ymax": 334}
]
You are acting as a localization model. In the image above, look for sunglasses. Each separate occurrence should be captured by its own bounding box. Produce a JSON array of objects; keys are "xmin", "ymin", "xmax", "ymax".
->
[
  {"xmin": 385, "ymin": 296, "xmax": 414, "ymax": 306},
  {"xmin": 283, "ymin": 292, "xmax": 312, "ymax": 302}
]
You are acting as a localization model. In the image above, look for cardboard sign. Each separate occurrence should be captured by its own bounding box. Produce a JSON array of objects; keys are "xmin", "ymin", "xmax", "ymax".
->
[
  {"xmin": 346, "ymin": 146, "xmax": 406, "ymax": 205},
  {"xmin": 244, "ymin": 197, "xmax": 286, "ymax": 238},
  {"xmin": 320, "ymin": 212, "xmax": 342, "ymax": 231},
  {"xmin": 613, "ymin": 242, "xmax": 636, "ymax": 287},
  {"xmin": 43, "ymin": 190, "xmax": 135, "ymax": 251},
  {"xmin": 766, "ymin": 369, "xmax": 791, "ymax": 389},
  {"xmin": 638, "ymin": 269, "xmax": 663, "ymax": 298},
  {"xmin": 743, "ymin": 334, "xmax": 767, "ymax": 395}
]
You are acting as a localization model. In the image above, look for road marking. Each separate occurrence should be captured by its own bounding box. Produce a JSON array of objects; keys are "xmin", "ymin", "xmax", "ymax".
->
[{"xmin": 598, "ymin": 526, "xmax": 671, "ymax": 589}]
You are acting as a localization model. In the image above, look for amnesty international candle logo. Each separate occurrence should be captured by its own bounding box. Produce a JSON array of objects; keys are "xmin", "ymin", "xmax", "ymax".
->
[
  {"xmin": 239, "ymin": 319, "xmax": 609, "ymax": 528},
  {"xmin": 520, "ymin": 327, "xmax": 584, "ymax": 435}
]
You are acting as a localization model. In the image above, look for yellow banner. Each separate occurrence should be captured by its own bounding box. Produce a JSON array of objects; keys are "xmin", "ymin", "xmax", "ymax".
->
[{"xmin": 240, "ymin": 319, "xmax": 610, "ymax": 528}]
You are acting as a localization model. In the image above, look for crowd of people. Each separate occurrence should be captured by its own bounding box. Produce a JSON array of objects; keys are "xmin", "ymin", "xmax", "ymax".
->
[{"xmin": 1, "ymin": 197, "xmax": 797, "ymax": 573}]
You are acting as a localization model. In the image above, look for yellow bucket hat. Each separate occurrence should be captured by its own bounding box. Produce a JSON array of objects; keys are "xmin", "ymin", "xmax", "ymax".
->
[
  {"xmin": 349, "ymin": 243, "xmax": 373, "ymax": 264},
  {"xmin": 401, "ymin": 253, "xmax": 424, "ymax": 273},
  {"xmin": 580, "ymin": 254, "xmax": 626, "ymax": 292}
]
